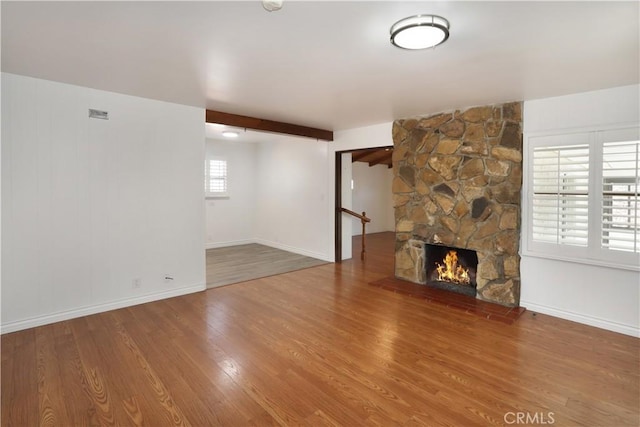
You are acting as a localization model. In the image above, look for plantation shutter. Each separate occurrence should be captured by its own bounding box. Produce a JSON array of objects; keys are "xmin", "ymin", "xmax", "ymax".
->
[
  {"xmin": 601, "ymin": 141, "xmax": 640, "ymax": 253},
  {"xmin": 205, "ymin": 159, "xmax": 228, "ymax": 197},
  {"xmin": 532, "ymin": 144, "xmax": 590, "ymax": 247}
]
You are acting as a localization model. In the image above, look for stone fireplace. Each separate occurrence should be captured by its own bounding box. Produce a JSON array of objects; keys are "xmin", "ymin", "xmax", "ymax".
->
[{"xmin": 392, "ymin": 102, "xmax": 522, "ymax": 306}]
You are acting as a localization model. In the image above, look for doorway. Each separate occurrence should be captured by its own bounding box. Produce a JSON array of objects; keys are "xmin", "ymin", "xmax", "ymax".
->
[{"xmin": 334, "ymin": 146, "xmax": 393, "ymax": 262}]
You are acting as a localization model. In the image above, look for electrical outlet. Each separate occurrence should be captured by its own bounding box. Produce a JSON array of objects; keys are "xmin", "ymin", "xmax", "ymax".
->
[{"xmin": 132, "ymin": 278, "xmax": 142, "ymax": 289}]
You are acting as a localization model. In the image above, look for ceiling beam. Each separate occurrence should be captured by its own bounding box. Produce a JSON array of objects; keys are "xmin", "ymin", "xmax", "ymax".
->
[
  {"xmin": 351, "ymin": 147, "xmax": 393, "ymax": 168},
  {"xmin": 351, "ymin": 148, "xmax": 381, "ymax": 162},
  {"xmin": 369, "ymin": 151, "xmax": 393, "ymax": 167},
  {"xmin": 206, "ymin": 110, "xmax": 333, "ymax": 141}
]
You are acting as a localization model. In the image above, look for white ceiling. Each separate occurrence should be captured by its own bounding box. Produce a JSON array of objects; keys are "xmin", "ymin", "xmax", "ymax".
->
[{"xmin": 2, "ymin": 1, "xmax": 638, "ymax": 133}]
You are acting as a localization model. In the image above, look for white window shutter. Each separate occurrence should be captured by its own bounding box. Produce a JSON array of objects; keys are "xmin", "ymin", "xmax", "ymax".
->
[
  {"xmin": 601, "ymin": 141, "xmax": 639, "ymax": 253},
  {"xmin": 205, "ymin": 159, "xmax": 228, "ymax": 197},
  {"xmin": 532, "ymin": 144, "xmax": 590, "ymax": 247}
]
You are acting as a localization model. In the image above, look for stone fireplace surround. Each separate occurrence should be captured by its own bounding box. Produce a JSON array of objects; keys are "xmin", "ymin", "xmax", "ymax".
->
[{"xmin": 393, "ymin": 102, "xmax": 522, "ymax": 307}]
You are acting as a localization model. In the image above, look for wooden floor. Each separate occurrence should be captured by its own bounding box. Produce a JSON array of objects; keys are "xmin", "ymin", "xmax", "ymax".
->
[
  {"xmin": 2, "ymin": 232, "xmax": 639, "ymax": 426},
  {"xmin": 206, "ymin": 244, "xmax": 328, "ymax": 288}
]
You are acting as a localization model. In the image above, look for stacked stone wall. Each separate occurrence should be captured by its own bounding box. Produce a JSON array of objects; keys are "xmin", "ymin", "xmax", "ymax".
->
[{"xmin": 393, "ymin": 102, "xmax": 523, "ymax": 306}]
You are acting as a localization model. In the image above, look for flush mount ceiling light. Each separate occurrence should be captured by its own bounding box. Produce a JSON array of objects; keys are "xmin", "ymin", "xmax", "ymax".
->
[
  {"xmin": 262, "ymin": 0, "xmax": 283, "ymax": 12},
  {"xmin": 222, "ymin": 131, "xmax": 239, "ymax": 138},
  {"xmin": 390, "ymin": 15, "xmax": 450, "ymax": 50}
]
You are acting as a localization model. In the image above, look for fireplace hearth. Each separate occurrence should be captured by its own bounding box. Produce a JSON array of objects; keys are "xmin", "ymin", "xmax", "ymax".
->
[{"xmin": 425, "ymin": 244, "xmax": 478, "ymax": 297}]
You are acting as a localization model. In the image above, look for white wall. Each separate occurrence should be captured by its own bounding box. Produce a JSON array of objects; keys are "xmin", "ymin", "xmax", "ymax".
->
[
  {"xmin": 254, "ymin": 137, "xmax": 331, "ymax": 261},
  {"xmin": 1, "ymin": 73, "xmax": 205, "ymax": 333},
  {"xmin": 205, "ymin": 139, "xmax": 256, "ymax": 248},
  {"xmin": 522, "ymin": 84, "xmax": 640, "ymax": 337},
  {"xmin": 351, "ymin": 162, "xmax": 394, "ymax": 236}
]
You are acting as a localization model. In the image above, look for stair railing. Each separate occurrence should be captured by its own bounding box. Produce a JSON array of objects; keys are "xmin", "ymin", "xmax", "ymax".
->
[{"xmin": 339, "ymin": 207, "xmax": 371, "ymax": 260}]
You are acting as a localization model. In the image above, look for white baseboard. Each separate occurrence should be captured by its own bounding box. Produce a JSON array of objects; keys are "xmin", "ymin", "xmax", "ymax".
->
[
  {"xmin": 254, "ymin": 239, "xmax": 331, "ymax": 262},
  {"xmin": 206, "ymin": 239, "xmax": 255, "ymax": 249},
  {"xmin": 1, "ymin": 283, "xmax": 206, "ymax": 334},
  {"xmin": 521, "ymin": 300, "xmax": 639, "ymax": 338}
]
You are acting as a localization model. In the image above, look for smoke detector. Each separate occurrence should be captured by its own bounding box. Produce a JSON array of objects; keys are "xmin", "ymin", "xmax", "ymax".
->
[{"xmin": 262, "ymin": 0, "xmax": 283, "ymax": 12}]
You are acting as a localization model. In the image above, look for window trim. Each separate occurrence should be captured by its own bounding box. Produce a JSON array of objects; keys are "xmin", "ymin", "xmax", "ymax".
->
[{"xmin": 523, "ymin": 124, "xmax": 640, "ymax": 272}]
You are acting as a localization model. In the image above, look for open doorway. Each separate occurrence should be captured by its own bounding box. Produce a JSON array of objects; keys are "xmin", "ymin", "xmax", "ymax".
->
[
  {"xmin": 204, "ymin": 126, "xmax": 330, "ymax": 288},
  {"xmin": 334, "ymin": 146, "xmax": 394, "ymax": 262}
]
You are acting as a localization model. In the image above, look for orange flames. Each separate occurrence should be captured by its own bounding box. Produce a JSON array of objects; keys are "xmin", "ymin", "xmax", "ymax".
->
[{"xmin": 436, "ymin": 250, "xmax": 471, "ymax": 285}]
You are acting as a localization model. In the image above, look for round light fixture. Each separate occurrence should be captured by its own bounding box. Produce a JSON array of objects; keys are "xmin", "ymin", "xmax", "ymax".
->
[
  {"xmin": 262, "ymin": 0, "xmax": 283, "ymax": 12},
  {"xmin": 390, "ymin": 15, "xmax": 450, "ymax": 50},
  {"xmin": 222, "ymin": 131, "xmax": 239, "ymax": 138}
]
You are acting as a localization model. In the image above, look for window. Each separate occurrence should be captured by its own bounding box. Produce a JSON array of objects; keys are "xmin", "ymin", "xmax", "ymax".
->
[
  {"xmin": 205, "ymin": 159, "xmax": 228, "ymax": 198},
  {"xmin": 525, "ymin": 127, "xmax": 640, "ymax": 269}
]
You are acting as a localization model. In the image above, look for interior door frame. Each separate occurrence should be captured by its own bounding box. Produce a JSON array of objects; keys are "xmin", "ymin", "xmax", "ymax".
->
[
  {"xmin": 334, "ymin": 146, "xmax": 394, "ymax": 263},
  {"xmin": 334, "ymin": 151, "xmax": 343, "ymax": 262}
]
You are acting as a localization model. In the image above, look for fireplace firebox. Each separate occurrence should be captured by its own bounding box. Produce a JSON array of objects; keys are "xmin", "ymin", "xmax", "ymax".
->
[{"xmin": 424, "ymin": 244, "xmax": 478, "ymax": 297}]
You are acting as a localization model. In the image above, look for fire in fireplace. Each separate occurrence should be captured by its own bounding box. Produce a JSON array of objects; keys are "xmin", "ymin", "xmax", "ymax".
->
[
  {"xmin": 425, "ymin": 244, "xmax": 478, "ymax": 297},
  {"xmin": 436, "ymin": 250, "xmax": 471, "ymax": 285}
]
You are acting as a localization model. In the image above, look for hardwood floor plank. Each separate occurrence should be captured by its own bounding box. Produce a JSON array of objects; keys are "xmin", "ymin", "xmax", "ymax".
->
[
  {"xmin": 79, "ymin": 366, "xmax": 116, "ymax": 426},
  {"xmin": 2, "ymin": 233, "xmax": 638, "ymax": 426},
  {"xmin": 122, "ymin": 395, "xmax": 145, "ymax": 426},
  {"xmin": 110, "ymin": 317, "xmax": 191, "ymax": 427},
  {"xmin": 45, "ymin": 321, "xmax": 103, "ymax": 425},
  {"xmin": 71, "ymin": 317, "xmax": 131, "ymax": 426},
  {"xmin": 1, "ymin": 329, "xmax": 39, "ymax": 427},
  {"xmin": 35, "ymin": 326, "xmax": 71, "ymax": 426}
]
